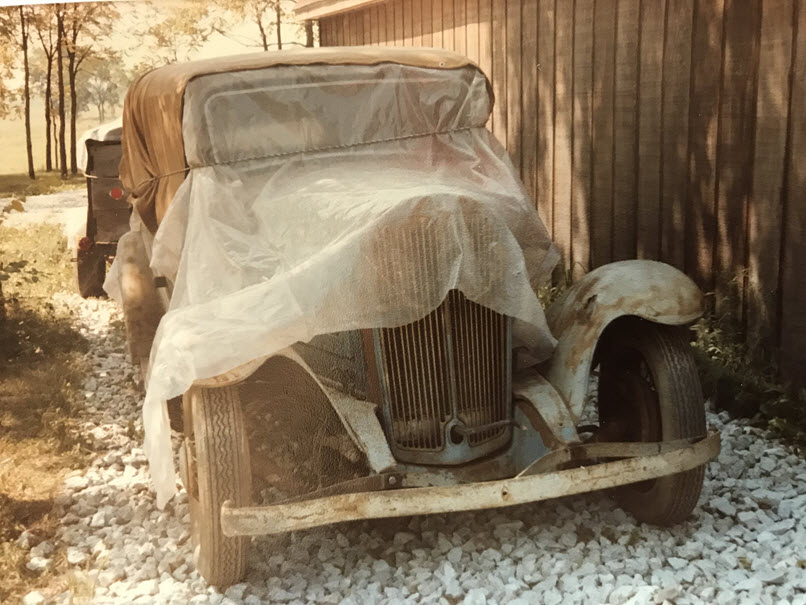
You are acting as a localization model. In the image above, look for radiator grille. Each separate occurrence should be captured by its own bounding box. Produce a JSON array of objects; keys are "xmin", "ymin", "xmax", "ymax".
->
[{"xmin": 377, "ymin": 290, "xmax": 511, "ymax": 462}]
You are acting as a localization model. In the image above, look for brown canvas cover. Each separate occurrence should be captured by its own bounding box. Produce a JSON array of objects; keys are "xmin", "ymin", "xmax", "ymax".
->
[{"xmin": 119, "ymin": 46, "xmax": 484, "ymax": 233}]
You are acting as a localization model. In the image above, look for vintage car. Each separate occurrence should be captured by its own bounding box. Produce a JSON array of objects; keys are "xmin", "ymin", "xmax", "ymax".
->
[
  {"xmin": 108, "ymin": 47, "xmax": 720, "ymax": 587},
  {"xmin": 74, "ymin": 119, "xmax": 130, "ymax": 298}
]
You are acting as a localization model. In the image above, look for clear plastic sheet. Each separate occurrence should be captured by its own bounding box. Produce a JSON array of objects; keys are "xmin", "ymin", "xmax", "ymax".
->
[{"xmin": 115, "ymin": 62, "xmax": 560, "ymax": 507}]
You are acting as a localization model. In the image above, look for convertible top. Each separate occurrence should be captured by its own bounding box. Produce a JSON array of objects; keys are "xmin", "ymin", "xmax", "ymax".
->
[{"xmin": 119, "ymin": 47, "xmax": 486, "ymax": 233}]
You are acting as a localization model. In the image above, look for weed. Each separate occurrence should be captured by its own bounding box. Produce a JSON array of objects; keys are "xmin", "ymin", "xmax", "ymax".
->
[{"xmin": 0, "ymin": 223, "xmax": 90, "ymax": 602}]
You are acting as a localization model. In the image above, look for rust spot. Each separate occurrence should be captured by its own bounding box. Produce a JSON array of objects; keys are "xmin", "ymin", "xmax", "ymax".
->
[{"xmin": 516, "ymin": 399, "xmax": 562, "ymax": 449}]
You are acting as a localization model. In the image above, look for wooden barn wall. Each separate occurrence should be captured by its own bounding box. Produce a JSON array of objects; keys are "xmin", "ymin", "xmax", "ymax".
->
[{"xmin": 319, "ymin": 0, "xmax": 806, "ymax": 383}]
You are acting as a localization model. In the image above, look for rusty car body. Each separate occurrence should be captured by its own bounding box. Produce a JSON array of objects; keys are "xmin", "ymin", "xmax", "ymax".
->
[{"xmin": 109, "ymin": 47, "xmax": 720, "ymax": 587}]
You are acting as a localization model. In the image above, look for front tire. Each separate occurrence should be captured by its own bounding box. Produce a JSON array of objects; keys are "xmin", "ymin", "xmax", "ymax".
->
[
  {"xmin": 597, "ymin": 319, "xmax": 706, "ymax": 526},
  {"xmin": 183, "ymin": 386, "xmax": 252, "ymax": 586}
]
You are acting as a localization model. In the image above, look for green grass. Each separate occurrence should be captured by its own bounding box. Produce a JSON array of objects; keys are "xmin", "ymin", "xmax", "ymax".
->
[
  {"xmin": 0, "ymin": 101, "xmax": 103, "ymax": 176},
  {"xmin": 0, "ymin": 223, "xmax": 91, "ymax": 602},
  {"xmin": 0, "ymin": 172, "xmax": 85, "ymax": 201}
]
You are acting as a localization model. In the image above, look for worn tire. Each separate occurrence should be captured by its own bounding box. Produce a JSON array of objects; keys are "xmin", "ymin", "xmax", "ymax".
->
[
  {"xmin": 75, "ymin": 246, "xmax": 106, "ymax": 298},
  {"xmin": 597, "ymin": 319, "xmax": 706, "ymax": 526},
  {"xmin": 185, "ymin": 386, "xmax": 251, "ymax": 586}
]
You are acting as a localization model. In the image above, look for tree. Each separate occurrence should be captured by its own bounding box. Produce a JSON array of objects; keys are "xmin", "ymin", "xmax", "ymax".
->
[
  {"xmin": 0, "ymin": 6, "xmax": 36, "ymax": 179},
  {"xmin": 0, "ymin": 38, "xmax": 14, "ymax": 120},
  {"xmin": 78, "ymin": 54, "xmax": 125, "ymax": 122},
  {"xmin": 62, "ymin": 1, "xmax": 119, "ymax": 174},
  {"xmin": 218, "ymin": 0, "xmax": 302, "ymax": 52},
  {"xmin": 56, "ymin": 5, "xmax": 67, "ymax": 178},
  {"xmin": 134, "ymin": 1, "xmax": 225, "ymax": 66},
  {"xmin": 30, "ymin": 4, "xmax": 59, "ymax": 172}
]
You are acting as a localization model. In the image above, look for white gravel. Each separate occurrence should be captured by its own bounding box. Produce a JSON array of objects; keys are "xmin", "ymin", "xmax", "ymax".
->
[
  {"xmin": 12, "ymin": 194, "xmax": 806, "ymax": 604},
  {"xmin": 2, "ymin": 189, "xmax": 88, "ymax": 248}
]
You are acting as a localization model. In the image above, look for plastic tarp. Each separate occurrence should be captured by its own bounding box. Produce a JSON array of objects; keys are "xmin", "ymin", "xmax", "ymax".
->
[
  {"xmin": 112, "ymin": 54, "xmax": 559, "ymax": 507},
  {"xmin": 118, "ymin": 47, "xmax": 479, "ymax": 234},
  {"xmin": 77, "ymin": 117, "xmax": 123, "ymax": 175}
]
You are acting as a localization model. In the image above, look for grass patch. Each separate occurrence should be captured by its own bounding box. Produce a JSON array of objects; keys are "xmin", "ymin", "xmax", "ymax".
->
[
  {"xmin": 0, "ymin": 172, "xmax": 85, "ymax": 201},
  {"xmin": 0, "ymin": 223, "xmax": 91, "ymax": 602}
]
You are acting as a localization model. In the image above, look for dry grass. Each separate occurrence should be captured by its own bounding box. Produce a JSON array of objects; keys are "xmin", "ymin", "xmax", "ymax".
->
[
  {"xmin": 0, "ymin": 223, "xmax": 91, "ymax": 602},
  {"xmin": 0, "ymin": 172, "xmax": 85, "ymax": 201}
]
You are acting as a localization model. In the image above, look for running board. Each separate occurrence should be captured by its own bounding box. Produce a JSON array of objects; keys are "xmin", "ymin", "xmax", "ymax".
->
[{"xmin": 221, "ymin": 431, "xmax": 720, "ymax": 537}]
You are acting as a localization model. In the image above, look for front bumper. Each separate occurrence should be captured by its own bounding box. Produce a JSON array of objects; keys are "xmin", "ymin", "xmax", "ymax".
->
[{"xmin": 221, "ymin": 431, "xmax": 720, "ymax": 537}]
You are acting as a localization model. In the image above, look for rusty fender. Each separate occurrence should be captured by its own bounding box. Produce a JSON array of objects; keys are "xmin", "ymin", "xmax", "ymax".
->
[
  {"xmin": 220, "ymin": 431, "xmax": 720, "ymax": 537},
  {"xmin": 542, "ymin": 260, "xmax": 704, "ymax": 420}
]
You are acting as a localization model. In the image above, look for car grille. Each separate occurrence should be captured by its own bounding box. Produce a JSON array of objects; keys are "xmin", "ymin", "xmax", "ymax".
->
[{"xmin": 375, "ymin": 290, "xmax": 512, "ymax": 464}]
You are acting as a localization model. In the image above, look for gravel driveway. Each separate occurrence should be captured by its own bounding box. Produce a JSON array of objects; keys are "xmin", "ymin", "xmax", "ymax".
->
[{"xmin": 12, "ymin": 194, "xmax": 806, "ymax": 605}]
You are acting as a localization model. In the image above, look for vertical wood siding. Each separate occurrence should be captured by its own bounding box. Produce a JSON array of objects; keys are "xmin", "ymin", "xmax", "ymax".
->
[{"xmin": 319, "ymin": 0, "xmax": 806, "ymax": 384}]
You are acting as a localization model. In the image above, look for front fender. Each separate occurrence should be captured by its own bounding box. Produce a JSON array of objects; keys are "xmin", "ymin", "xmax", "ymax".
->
[{"xmin": 542, "ymin": 260, "xmax": 703, "ymax": 419}]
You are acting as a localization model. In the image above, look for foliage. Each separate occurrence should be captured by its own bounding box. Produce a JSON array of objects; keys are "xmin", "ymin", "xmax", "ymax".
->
[
  {"xmin": 76, "ymin": 52, "xmax": 127, "ymax": 121},
  {"xmin": 691, "ymin": 298, "xmax": 806, "ymax": 451},
  {"xmin": 130, "ymin": 0, "xmax": 227, "ymax": 69},
  {"xmin": 0, "ymin": 223, "xmax": 90, "ymax": 603},
  {"xmin": 218, "ymin": 0, "xmax": 301, "ymax": 50}
]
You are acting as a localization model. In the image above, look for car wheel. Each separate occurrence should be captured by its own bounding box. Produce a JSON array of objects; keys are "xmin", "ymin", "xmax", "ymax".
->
[
  {"xmin": 596, "ymin": 318, "xmax": 706, "ymax": 525},
  {"xmin": 75, "ymin": 245, "xmax": 106, "ymax": 298},
  {"xmin": 183, "ymin": 385, "xmax": 251, "ymax": 586}
]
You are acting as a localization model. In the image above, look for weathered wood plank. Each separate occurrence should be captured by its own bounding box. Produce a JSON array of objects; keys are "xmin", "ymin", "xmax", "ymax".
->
[
  {"xmin": 537, "ymin": 0, "xmax": 555, "ymax": 235},
  {"xmin": 572, "ymin": 0, "xmax": 594, "ymax": 277},
  {"xmin": 412, "ymin": 0, "xmax": 422, "ymax": 46},
  {"xmin": 363, "ymin": 8, "xmax": 372, "ymax": 44},
  {"xmin": 506, "ymin": 0, "xmax": 522, "ymax": 171},
  {"xmin": 686, "ymin": 0, "xmax": 724, "ymax": 290},
  {"xmin": 478, "ymin": 0, "xmax": 492, "ymax": 82},
  {"xmin": 466, "ymin": 0, "xmax": 479, "ymax": 62},
  {"xmin": 432, "ymin": 0, "xmax": 443, "ymax": 47},
  {"xmin": 612, "ymin": 0, "xmax": 640, "ymax": 260},
  {"xmin": 521, "ymin": 0, "xmax": 538, "ymax": 201},
  {"xmin": 386, "ymin": 0, "xmax": 395, "ymax": 45},
  {"xmin": 491, "ymin": 0, "xmax": 507, "ymax": 141},
  {"xmin": 715, "ymin": 0, "xmax": 760, "ymax": 317},
  {"xmin": 454, "ymin": 0, "xmax": 467, "ymax": 56},
  {"xmin": 376, "ymin": 2, "xmax": 389, "ymax": 46},
  {"xmin": 747, "ymin": 0, "xmax": 793, "ymax": 352},
  {"xmin": 443, "ymin": 0, "xmax": 455, "ymax": 49},
  {"xmin": 660, "ymin": 0, "xmax": 693, "ymax": 270},
  {"xmin": 403, "ymin": 0, "xmax": 412, "ymax": 44},
  {"xmin": 553, "ymin": 0, "xmax": 574, "ymax": 272},
  {"xmin": 395, "ymin": 0, "xmax": 404, "ymax": 45},
  {"xmin": 635, "ymin": 0, "xmax": 662, "ymax": 260},
  {"xmin": 421, "ymin": 0, "xmax": 433, "ymax": 46},
  {"xmin": 780, "ymin": 0, "xmax": 806, "ymax": 384},
  {"xmin": 591, "ymin": 0, "xmax": 616, "ymax": 269},
  {"xmin": 350, "ymin": 11, "xmax": 359, "ymax": 45}
]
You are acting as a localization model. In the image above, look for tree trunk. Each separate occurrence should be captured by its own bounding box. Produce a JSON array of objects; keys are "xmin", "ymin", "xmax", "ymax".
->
[
  {"xmin": 0, "ymin": 279, "xmax": 5, "ymax": 325},
  {"xmin": 256, "ymin": 7, "xmax": 268, "ymax": 51},
  {"xmin": 20, "ymin": 7, "xmax": 35, "ymax": 180},
  {"xmin": 305, "ymin": 20, "xmax": 313, "ymax": 47},
  {"xmin": 57, "ymin": 9, "xmax": 67, "ymax": 179},
  {"xmin": 275, "ymin": 4, "xmax": 282, "ymax": 50},
  {"xmin": 68, "ymin": 52, "xmax": 77, "ymax": 175},
  {"xmin": 45, "ymin": 56, "xmax": 53, "ymax": 171}
]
